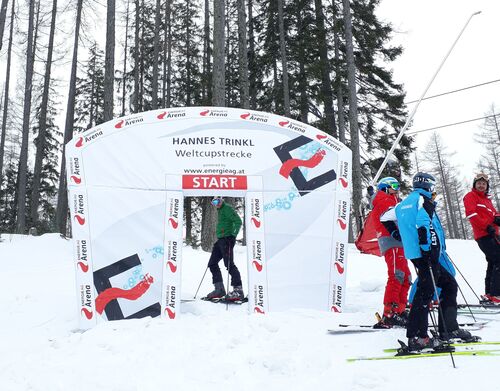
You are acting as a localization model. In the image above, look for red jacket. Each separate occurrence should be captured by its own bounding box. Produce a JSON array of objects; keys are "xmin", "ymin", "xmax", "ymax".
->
[
  {"xmin": 371, "ymin": 190, "xmax": 400, "ymax": 237},
  {"xmin": 463, "ymin": 188, "xmax": 499, "ymax": 240}
]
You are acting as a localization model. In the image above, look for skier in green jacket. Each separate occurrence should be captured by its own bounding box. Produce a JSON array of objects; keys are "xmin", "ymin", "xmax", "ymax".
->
[{"xmin": 205, "ymin": 196, "xmax": 244, "ymax": 301}]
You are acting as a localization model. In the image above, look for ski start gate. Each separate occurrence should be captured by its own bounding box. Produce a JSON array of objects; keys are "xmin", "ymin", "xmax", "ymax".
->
[{"xmin": 66, "ymin": 107, "xmax": 352, "ymax": 330}]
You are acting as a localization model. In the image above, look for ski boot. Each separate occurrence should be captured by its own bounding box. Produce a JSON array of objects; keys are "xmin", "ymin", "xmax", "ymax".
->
[
  {"xmin": 225, "ymin": 286, "xmax": 244, "ymax": 302},
  {"xmin": 204, "ymin": 282, "xmax": 226, "ymax": 300},
  {"xmin": 440, "ymin": 328, "xmax": 481, "ymax": 343},
  {"xmin": 401, "ymin": 336, "xmax": 453, "ymax": 354}
]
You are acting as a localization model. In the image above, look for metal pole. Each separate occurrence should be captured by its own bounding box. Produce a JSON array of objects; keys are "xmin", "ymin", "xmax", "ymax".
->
[{"xmin": 372, "ymin": 11, "xmax": 481, "ymax": 185}]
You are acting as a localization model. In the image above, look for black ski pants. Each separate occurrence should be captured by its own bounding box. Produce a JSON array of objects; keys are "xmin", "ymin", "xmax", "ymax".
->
[
  {"xmin": 477, "ymin": 235, "xmax": 500, "ymax": 296},
  {"xmin": 208, "ymin": 236, "xmax": 242, "ymax": 287},
  {"xmin": 407, "ymin": 258, "xmax": 458, "ymax": 339}
]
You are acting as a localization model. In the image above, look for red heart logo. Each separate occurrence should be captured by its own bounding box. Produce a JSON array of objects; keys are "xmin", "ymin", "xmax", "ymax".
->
[
  {"xmin": 81, "ymin": 308, "xmax": 93, "ymax": 319},
  {"xmin": 167, "ymin": 261, "xmax": 177, "ymax": 273},
  {"xmin": 77, "ymin": 262, "xmax": 89, "ymax": 273},
  {"xmin": 157, "ymin": 111, "xmax": 167, "ymax": 119},
  {"xmin": 165, "ymin": 307, "xmax": 176, "ymax": 319}
]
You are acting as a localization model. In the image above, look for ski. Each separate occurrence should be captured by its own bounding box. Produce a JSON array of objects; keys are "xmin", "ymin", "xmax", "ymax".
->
[
  {"xmin": 347, "ymin": 348, "xmax": 500, "ymax": 362},
  {"xmin": 328, "ymin": 321, "xmax": 487, "ymax": 335},
  {"xmin": 383, "ymin": 340, "xmax": 500, "ymax": 353},
  {"xmin": 200, "ymin": 296, "xmax": 249, "ymax": 305}
]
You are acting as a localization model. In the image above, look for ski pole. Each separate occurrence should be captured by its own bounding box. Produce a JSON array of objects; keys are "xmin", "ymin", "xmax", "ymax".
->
[
  {"xmin": 194, "ymin": 266, "xmax": 209, "ymax": 299},
  {"xmin": 441, "ymin": 254, "xmax": 476, "ymax": 321},
  {"xmin": 372, "ymin": 11, "xmax": 482, "ymax": 185},
  {"xmin": 446, "ymin": 254, "xmax": 482, "ymax": 305},
  {"xmin": 427, "ymin": 261, "xmax": 456, "ymax": 368}
]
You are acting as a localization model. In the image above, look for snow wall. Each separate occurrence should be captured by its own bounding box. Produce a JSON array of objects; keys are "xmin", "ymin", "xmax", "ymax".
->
[{"xmin": 65, "ymin": 107, "xmax": 352, "ymax": 330}]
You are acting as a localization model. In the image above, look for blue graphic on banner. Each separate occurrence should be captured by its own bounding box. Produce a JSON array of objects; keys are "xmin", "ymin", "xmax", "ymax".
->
[
  {"xmin": 145, "ymin": 245, "xmax": 164, "ymax": 259},
  {"xmin": 122, "ymin": 265, "xmax": 145, "ymax": 289},
  {"xmin": 296, "ymin": 141, "xmax": 322, "ymax": 179},
  {"xmin": 264, "ymin": 189, "xmax": 300, "ymax": 212}
]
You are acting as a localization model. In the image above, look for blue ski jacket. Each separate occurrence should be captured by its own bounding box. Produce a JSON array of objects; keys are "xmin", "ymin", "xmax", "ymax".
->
[{"xmin": 395, "ymin": 188, "xmax": 454, "ymax": 274}]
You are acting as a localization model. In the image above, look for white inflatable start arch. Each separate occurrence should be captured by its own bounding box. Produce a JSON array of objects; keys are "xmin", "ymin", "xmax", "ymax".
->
[{"xmin": 66, "ymin": 107, "xmax": 351, "ymax": 330}]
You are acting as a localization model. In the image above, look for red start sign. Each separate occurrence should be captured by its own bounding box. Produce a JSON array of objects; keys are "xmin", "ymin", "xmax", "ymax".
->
[{"xmin": 182, "ymin": 175, "xmax": 248, "ymax": 190}]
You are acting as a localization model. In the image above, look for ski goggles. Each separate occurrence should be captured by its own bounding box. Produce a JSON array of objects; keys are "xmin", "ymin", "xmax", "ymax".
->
[
  {"xmin": 474, "ymin": 173, "xmax": 489, "ymax": 182},
  {"xmin": 211, "ymin": 198, "xmax": 222, "ymax": 206},
  {"xmin": 388, "ymin": 182, "xmax": 400, "ymax": 191}
]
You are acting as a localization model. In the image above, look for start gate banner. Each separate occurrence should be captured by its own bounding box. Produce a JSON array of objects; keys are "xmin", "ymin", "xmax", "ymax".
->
[{"xmin": 66, "ymin": 107, "xmax": 352, "ymax": 329}]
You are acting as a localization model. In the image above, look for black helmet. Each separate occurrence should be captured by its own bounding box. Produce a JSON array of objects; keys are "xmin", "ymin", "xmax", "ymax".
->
[{"xmin": 412, "ymin": 172, "xmax": 436, "ymax": 192}]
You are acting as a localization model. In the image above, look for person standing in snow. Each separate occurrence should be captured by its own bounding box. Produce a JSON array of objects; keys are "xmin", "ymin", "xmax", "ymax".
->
[
  {"xmin": 395, "ymin": 172, "xmax": 476, "ymax": 351},
  {"xmin": 463, "ymin": 173, "xmax": 500, "ymax": 303},
  {"xmin": 205, "ymin": 196, "xmax": 244, "ymax": 301},
  {"xmin": 370, "ymin": 177, "xmax": 411, "ymax": 328}
]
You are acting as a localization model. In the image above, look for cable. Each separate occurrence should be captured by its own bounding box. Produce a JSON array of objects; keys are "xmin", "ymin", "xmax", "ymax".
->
[
  {"xmin": 407, "ymin": 113, "xmax": 500, "ymax": 135},
  {"xmin": 405, "ymin": 79, "xmax": 500, "ymax": 104}
]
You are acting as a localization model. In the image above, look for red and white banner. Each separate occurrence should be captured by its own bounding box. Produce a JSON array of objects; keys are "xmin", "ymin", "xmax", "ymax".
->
[
  {"xmin": 161, "ymin": 192, "xmax": 184, "ymax": 320},
  {"xmin": 246, "ymin": 191, "xmax": 268, "ymax": 315},
  {"xmin": 66, "ymin": 107, "xmax": 352, "ymax": 329}
]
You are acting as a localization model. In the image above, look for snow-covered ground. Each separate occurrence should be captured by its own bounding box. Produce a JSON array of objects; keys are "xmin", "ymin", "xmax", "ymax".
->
[{"xmin": 0, "ymin": 234, "xmax": 498, "ymax": 390}]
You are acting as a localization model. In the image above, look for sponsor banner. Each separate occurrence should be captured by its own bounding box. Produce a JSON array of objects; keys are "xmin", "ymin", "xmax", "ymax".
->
[
  {"xmin": 161, "ymin": 192, "xmax": 183, "ymax": 320},
  {"xmin": 328, "ymin": 191, "xmax": 350, "ymax": 312},
  {"xmin": 246, "ymin": 192, "xmax": 268, "ymax": 314},
  {"xmin": 68, "ymin": 188, "xmax": 97, "ymax": 329},
  {"xmin": 67, "ymin": 153, "xmax": 84, "ymax": 187}
]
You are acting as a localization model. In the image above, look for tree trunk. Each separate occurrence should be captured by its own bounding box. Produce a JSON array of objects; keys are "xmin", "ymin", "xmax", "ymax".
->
[
  {"xmin": 237, "ymin": 0, "xmax": 249, "ymax": 109},
  {"xmin": 296, "ymin": 4, "xmax": 308, "ymax": 123},
  {"xmin": 166, "ymin": 0, "xmax": 172, "ymax": 107},
  {"xmin": 55, "ymin": 0, "xmax": 83, "ymax": 235},
  {"xmin": 31, "ymin": 0, "xmax": 58, "ymax": 226},
  {"xmin": 121, "ymin": 0, "xmax": 130, "ymax": 116},
  {"xmin": 212, "ymin": 0, "xmax": 225, "ymax": 106},
  {"xmin": 16, "ymin": 0, "xmax": 36, "ymax": 234},
  {"xmin": 0, "ymin": 0, "xmax": 8, "ymax": 51},
  {"xmin": 133, "ymin": 0, "xmax": 140, "ymax": 112},
  {"xmin": 247, "ymin": 0, "xmax": 256, "ymax": 109},
  {"xmin": 314, "ymin": 0, "xmax": 337, "ymax": 137},
  {"xmin": 333, "ymin": 24, "xmax": 346, "ymax": 143},
  {"xmin": 103, "ymin": 0, "xmax": 115, "ymax": 121},
  {"xmin": 277, "ymin": 0, "xmax": 290, "ymax": 116},
  {"xmin": 342, "ymin": 0, "xmax": 362, "ymax": 235},
  {"xmin": 0, "ymin": 0, "xmax": 14, "ymax": 187},
  {"xmin": 186, "ymin": 0, "xmax": 192, "ymax": 106},
  {"xmin": 151, "ymin": 0, "xmax": 161, "ymax": 109}
]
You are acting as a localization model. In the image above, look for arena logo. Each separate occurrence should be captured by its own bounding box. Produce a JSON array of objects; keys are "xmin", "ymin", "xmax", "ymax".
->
[
  {"xmin": 80, "ymin": 284, "xmax": 93, "ymax": 319},
  {"xmin": 250, "ymin": 198, "xmax": 262, "ymax": 228},
  {"xmin": 199, "ymin": 109, "xmax": 228, "ymax": 117},
  {"xmin": 166, "ymin": 240, "xmax": 178, "ymax": 273},
  {"xmin": 338, "ymin": 161, "xmax": 349, "ymax": 188},
  {"xmin": 278, "ymin": 120, "xmax": 306, "ymax": 134},
  {"xmin": 334, "ymin": 242, "xmax": 345, "ymax": 274},
  {"xmin": 75, "ymin": 129, "xmax": 104, "ymax": 148},
  {"xmin": 330, "ymin": 284, "xmax": 343, "ymax": 312},
  {"xmin": 115, "ymin": 116, "xmax": 144, "ymax": 129},
  {"xmin": 165, "ymin": 285, "xmax": 176, "ymax": 319},
  {"xmin": 168, "ymin": 198, "xmax": 180, "ymax": 229},
  {"xmin": 253, "ymin": 285, "xmax": 265, "ymax": 314},
  {"xmin": 73, "ymin": 194, "xmax": 86, "ymax": 225},
  {"xmin": 337, "ymin": 200, "xmax": 348, "ymax": 230},
  {"xmin": 317, "ymin": 134, "xmax": 342, "ymax": 152},
  {"xmin": 77, "ymin": 239, "xmax": 89, "ymax": 272},
  {"xmin": 252, "ymin": 240, "xmax": 263, "ymax": 272},
  {"xmin": 157, "ymin": 110, "xmax": 186, "ymax": 120},
  {"xmin": 240, "ymin": 112, "xmax": 269, "ymax": 123},
  {"xmin": 69, "ymin": 157, "xmax": 81, "ymax": 178}
]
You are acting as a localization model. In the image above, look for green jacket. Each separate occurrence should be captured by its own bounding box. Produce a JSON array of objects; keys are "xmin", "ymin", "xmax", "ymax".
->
[{"xmin": 216, "ymin": 203, "xmax": 242, "ymax": 238}]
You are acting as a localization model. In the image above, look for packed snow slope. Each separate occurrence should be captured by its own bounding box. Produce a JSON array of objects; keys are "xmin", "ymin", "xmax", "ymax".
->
[{"xmin": 0, "ymin": 234, "xmax": 498, "ymax": 391}]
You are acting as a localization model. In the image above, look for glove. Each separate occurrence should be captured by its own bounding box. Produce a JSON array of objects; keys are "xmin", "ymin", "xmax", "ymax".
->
[
  {"xmin": 390, "ymin": 230, "xmax": 401, "ymax": 241},
  {"xmin": 494, "ymin": 216, "xmax": 500, "ymax": 226},
  {"xmin": 421, "ymin": 249, "xmax": 435, "ymax": 265},
  {"xmin": 487, "ymin": 225, "xmax": 497, "ymax": 237}
]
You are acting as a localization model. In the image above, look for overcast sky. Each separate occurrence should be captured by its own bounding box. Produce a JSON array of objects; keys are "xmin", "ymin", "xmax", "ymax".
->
[{"xmin": 377, "ymin": 0, "xmax": 500, "ymax": 184}]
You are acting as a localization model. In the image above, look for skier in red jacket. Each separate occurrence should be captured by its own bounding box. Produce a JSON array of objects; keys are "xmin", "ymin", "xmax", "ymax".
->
[
  {"xmin": 371, "ymin": 177, "xmax": 411, "ymax": 327},
  {"xmin": 463, "ymin": 173, "xmax": 500, "ymax": 303}
]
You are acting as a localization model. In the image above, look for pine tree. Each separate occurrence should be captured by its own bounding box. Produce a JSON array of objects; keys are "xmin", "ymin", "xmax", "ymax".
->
[{"xmin": 74, "ymin": 43, "xmax": 105, "ymax": 132}]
